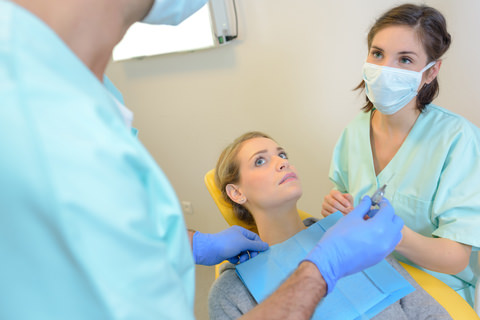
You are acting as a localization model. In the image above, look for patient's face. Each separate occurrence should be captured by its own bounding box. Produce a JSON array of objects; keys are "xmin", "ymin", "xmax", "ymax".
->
[{"xmin": 235, "ymin": 137, "xmax": 302, "ymax": 210}]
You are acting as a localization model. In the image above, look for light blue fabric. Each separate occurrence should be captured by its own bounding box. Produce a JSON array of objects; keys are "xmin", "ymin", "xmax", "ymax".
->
[
  {"xmin": 236, "ymin": 212, "xmax": 415, "ymax": 320},
  {"xmin": 142, "ymin": 0, "xmax": 208, "ymax": 25},
  {"xmin": 329, "ymin": 105, "xmax": 480, "ymax": 306},
  {"xmin": 0, "ymin": 2, "xmax": 195, "ymax": 319},
  {"xmin": 363, "ymin": 62, "xmax": 435, "ymax": 115}
]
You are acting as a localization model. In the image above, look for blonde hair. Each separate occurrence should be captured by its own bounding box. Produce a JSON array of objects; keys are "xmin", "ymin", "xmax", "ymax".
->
[{"xmin": 215, "ymin": 131, "xmax": 274, "ymax": 225}]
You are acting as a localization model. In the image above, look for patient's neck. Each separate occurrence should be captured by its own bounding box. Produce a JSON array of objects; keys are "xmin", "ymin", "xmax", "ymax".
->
[{"xmin": 253, "ymin": 204, "xmax": 307, "ymax": 246}]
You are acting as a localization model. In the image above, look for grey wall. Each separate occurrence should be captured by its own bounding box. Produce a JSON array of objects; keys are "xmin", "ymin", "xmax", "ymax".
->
[{"xmin": 106, "ymin": 1, "xmax": 480, "ymax": 318}]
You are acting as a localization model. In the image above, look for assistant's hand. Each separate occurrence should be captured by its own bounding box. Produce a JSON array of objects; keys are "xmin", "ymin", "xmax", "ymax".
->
[
  {"xmin": 321, "ymin": 189, "xmax": 354, "ymax": 216},
  {"xmin": 304, "ymin": 196, "xmax": 404, "ymax": 294},
  {"xmin": 193, "ymin": 226, "xmax": 269, "ymax": 266}
]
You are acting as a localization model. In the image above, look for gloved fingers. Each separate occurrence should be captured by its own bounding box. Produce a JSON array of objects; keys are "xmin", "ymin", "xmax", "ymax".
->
[
  {"xmin": 369, "ymin": 199, "xmax": 404, "ymax": 247},
  {"xmin": 391, "ymin": 214, "xmax": 405, "ymax": 234},
  {"xmin": 233, "ymin": 226, "xmax": 269, "ymax": 252},
  {"xmin": 235, "ymin": 226, "xmax": 262, "ymax": 241},
  {"xmin": 238, "ymin": 252, "xmax": 250, "ymax": 264},
  {"xmin": 366, "ymin": 208, "xmax": 379, "ymax": 218},
  {"xmin": 377, "ymin": 197, "xmax": 392, "ymax": 210},
  {"xmin": 347, "ymin": 196, "xmax": 372, "ymax": 219},
  {"xmin": 228, "ymin": 251, "xmax": 256, "ymax": 265},
  {"xmin": 370, "ymin": 198, "xmax": 395, "ymax": 222},
  {"xmin": 227, "ymin": 256, "xmax": 239, "ymax": 264},
  {"xmin": 242, "ymin": 238, "xmax": 269, "ymax": 253},
  {"xmin": 250, "ymin": 239, "xmax": 268, "ymax": 252}
]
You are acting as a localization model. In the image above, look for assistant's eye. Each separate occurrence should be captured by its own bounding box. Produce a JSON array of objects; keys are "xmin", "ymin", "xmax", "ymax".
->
[
  {"xmin": 279, "ymin": 152, "xmax": 288, "ymax": 159},
  {"xmin": 255, "ymin": 157, "xmax": 266, "ymax": 167},
  {"xmin": 371, "ymin": 50, "xmax": 383, "ymax": 59},
  {"xmin": 400, "ymin": 56, "xmax": 413, "ymax": 64}
]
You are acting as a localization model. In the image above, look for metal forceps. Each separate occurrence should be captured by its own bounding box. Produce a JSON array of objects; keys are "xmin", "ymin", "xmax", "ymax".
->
[
  {"xmin": 367, "ymin": 184, "xmax": 387, "ymax": 218},
  {"xmin": 371, "ymin": 184, "xmax": 387, "ymax": 207}
]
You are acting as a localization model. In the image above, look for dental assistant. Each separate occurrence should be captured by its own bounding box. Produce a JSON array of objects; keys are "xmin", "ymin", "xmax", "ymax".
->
[
  {"xmin": 322, "ymin": 4, "xmax": 480, "ymax": 305},
  {"xmin": 0, "ymin": 0, "xmax": 404, "ymax": 319}
]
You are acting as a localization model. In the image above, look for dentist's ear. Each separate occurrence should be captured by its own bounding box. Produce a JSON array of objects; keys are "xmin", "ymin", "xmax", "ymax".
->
[{"xmin": 226, "ymin": 184, "xmax": 246, "ymax": 204}]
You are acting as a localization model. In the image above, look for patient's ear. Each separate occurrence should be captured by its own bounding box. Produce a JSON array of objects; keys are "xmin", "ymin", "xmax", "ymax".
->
[{"xmin": 226, "ymin": 184, "xmax": 246, "ymax": 204}]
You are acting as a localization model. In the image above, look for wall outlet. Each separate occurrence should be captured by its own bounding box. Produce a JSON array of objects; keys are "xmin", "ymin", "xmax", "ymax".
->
[{"xmin": 181, "ymin": 201, "xmax": 194, "ymax": 215}]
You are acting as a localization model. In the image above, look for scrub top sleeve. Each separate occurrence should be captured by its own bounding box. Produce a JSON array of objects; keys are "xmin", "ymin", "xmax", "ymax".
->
[
  {"xmin": 328, "ymin": 130, "xmax": 349, "ymax": 193},
  {"xmin": 432, "ymin": 129, "xmax": 480, "ymax": 248}
]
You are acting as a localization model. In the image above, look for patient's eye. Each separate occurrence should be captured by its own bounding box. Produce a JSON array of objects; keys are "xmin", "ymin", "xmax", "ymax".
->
[
  {"xmin": 255, "ymin": 157, "xmax": 266, "ymax": 167},
  {"xmin": 279, "ymin": 151, "xmax": 288, "ymax": 159}
]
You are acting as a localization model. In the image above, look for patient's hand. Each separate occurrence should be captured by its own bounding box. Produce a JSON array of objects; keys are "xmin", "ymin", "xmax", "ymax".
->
[{"xmin": 321, "ymin": 190, "xmax": 353, "ymax": 216}]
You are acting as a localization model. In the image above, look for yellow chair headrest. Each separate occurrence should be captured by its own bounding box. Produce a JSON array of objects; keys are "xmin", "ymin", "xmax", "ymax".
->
[{"xmin": 204, "ymin": 169, "xmax": 312, "ymax": 234}]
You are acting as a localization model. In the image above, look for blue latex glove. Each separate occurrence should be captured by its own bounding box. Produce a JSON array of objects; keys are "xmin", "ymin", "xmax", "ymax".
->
[
  {"xmin": 193, "ymin": 225, "xmax": 269, "ymax": 266},
  {"xmin": 304, "ymin": 196, "xmax": 404, "ymax": 294}
]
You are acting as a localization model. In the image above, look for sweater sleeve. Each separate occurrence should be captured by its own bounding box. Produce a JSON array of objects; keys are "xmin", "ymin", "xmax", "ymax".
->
[
  {"xmin": 371, "ymin": 256, "xmax": 452, "ymax": 320},
  {"xmin": 208, "ymin": 265, "xmax": 257, "ymax": 320}
]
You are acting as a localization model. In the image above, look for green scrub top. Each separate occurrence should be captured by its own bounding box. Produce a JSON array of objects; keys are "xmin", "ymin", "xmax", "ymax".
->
[
  {"xmin": 0, "ymin": 1, "xmax": 195, "ymax": 319},
  {"xmin": 329, "ymin": 105, "xmax": 480, "ymax": 306}
]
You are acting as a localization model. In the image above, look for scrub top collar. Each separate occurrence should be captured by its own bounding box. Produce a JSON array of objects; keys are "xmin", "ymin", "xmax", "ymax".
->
[{"xmin": 108, "ymin": 91, "xmax": 134, "ymax": 129}]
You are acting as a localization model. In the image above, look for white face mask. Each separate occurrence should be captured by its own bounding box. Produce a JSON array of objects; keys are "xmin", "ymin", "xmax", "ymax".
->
[
  {"xmin": 363, "ymin": 61, "xmax": 436, "ymax": 115},
  {"xmin": 142, "ymin": 0, "xmax": 209, "ymax": 25}
]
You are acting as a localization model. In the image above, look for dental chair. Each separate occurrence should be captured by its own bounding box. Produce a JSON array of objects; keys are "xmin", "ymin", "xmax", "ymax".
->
[{"xmin": 204, "ymin": 169, "xmax": 479, "ymax": 320}]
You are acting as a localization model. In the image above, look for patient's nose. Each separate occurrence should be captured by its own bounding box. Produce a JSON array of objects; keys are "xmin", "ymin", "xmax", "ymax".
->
[{"xmin": 277, "ymin": 158, "xmax": 289, "ymax": 171}]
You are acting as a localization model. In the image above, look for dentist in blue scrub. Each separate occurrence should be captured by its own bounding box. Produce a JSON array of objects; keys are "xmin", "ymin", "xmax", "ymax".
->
[{"xmin": 0, "ymin": 0, "xmax": 403, "ymax": 319}]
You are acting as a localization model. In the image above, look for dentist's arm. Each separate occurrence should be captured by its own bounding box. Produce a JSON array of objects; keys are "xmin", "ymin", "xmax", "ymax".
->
[
  {"xmin": 241, "ymin": 196, "xmax": 404, "ymax": 319},
  {"xmin": 240, "ymin": 261, "xmax": 326, "ymax": 320}
]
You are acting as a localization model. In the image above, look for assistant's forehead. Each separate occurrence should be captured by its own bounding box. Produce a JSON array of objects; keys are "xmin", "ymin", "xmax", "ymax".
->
[{"xmin": 371, "ymin": 25, "xmax": 424, "ymax": 52}]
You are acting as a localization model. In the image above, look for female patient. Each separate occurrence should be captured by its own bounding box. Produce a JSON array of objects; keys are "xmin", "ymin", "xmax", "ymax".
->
[{"xmin": 208, "ymin": 131, "xmax": 450, "ymax": 320}]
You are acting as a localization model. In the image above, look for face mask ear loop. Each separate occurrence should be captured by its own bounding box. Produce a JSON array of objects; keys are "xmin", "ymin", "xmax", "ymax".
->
[
  {"xmin": 421, "ymin": 61, "xmax": 437, "ymax": 73},
  {"xmin": 420, "ymin": 61, "xmax": 438, "ymax": 90}
]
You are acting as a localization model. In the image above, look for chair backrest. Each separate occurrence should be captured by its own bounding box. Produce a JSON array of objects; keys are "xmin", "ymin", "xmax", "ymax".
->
[
  {"xmin": 476, "ymin": 255, "xmax": 480, "ymax": 316},
  {"xmin": 399, "ymin": 262, "xmax": 479, "ymax": 319},
  {"xmin": 204, "ymin": 169, "xmax": 312, "ymax": 234}
]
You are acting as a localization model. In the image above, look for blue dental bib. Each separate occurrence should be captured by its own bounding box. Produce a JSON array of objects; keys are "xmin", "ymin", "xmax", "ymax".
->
[{"xmin": 236, "ymin": 212, "xmax": 415, "ymax": 319}]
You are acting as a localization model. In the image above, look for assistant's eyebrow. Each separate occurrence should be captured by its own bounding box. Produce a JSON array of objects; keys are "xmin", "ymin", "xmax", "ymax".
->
[
  {"xmin": 398, "ymin": 50, "xmax": 418, "ymax": 56},
  {"xmin": 370, "ymin": 45, "xmax": 384, "ymax": 52},
  {"xmin": 371, "ymin": 45, "xmax": 418, "ymax": 56}
]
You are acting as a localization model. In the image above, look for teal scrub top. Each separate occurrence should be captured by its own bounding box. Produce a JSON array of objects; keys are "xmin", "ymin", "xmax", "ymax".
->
[
  {"xmin": 329, "ymin": 105, "xmax": 480, "ymax": 306},
  {"xmin": 0, "ymin": 2, "xmax": 195, "ymax": 319}
]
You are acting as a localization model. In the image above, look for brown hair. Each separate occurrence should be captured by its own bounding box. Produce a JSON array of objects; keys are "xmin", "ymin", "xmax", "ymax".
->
[
  {"xmin": 215, "ymin": 131, "xmax": 274, "ymax": 225},
  {"xmin": 356, "ymin": 3, "xmax": 451, "ymax": 112}
]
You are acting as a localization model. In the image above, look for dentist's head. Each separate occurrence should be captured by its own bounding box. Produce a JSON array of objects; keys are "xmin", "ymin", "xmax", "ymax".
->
[{"xmin": 11, "ymin": 0, "xmax": 208, "ymax": 80}]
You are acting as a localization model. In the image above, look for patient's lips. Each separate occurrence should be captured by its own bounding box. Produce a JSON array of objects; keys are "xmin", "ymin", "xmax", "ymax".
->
[{"xmin": 279, "ymin": 172, "xmax": 298, "ymax": 185}]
